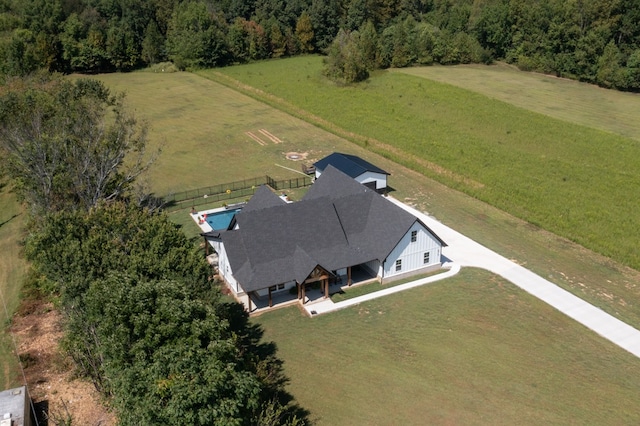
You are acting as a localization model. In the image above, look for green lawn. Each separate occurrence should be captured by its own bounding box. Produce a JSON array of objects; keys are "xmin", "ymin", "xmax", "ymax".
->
[
  {"xmin": 0, "ymin": 182, "xmax": 27, "ymax": 389},
  {"xmin": 93, "ymin": 68, "xmax": 640, "ymax": 329},
  {"xmin": 2, "ymin": 64, "xmax": 639, "ymax": 421},
  {"xmin": 330, "ymin": 269, "xmax": 449, "ymax": 303},
  {"xmin": 205, "ymin": 57, "xmax": 640, "ymax": 273},
  {"xmin": 257, "ymin": 268, "xmax": 640, "ymax": 425},
  {"xmin": 395, "ymin": 63, "xmax": 640, "ymax": 142},
  {"xmin": 94, "ymin": 70, "xmax": 352, "ymax": 196}
]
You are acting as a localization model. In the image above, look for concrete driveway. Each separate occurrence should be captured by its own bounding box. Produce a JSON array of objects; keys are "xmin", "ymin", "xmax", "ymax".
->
[
  {"xmin": 305, "ymin": 197, "xmax": 640, "ymax": 359},
  {"xmin": 388, "ymin": 198, "xmax": 640, "ymax": 359}
]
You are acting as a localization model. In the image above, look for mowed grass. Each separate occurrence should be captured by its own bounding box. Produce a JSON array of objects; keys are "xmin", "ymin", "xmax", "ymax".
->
[
  {"xmin": 396, "ymin": 63, "xmax": 640, "ymax": 141},
  {"xmin": 0, "ymin": 182, "xmax": 27, "ymax": 389},
  {"xmin": 0, "ymin": 64, "xmax": 634, "ymax": 422},
  {"xmin": 92, "ymin": 70, "xmax": 409, "ymax": 235},
  {"xmin": 257, "ymin": 268, "xmax": 640, "ymax": 425},
  {"xmin": 93, "ymin": 69, "xmax": 640, "ymax": 329},
  {"xmin": 94, "ymin": 71, "xmax": 349, "ymax": 196},
  {"xmin": 207, "ymin": 57, "xmax": 640, "ymax": 272}
]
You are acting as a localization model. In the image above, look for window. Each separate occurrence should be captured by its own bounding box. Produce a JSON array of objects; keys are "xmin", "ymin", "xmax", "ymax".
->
[
  {"xmin": 410, "ymin": 230, "xmax": 417, "ymax": 242},
  {"xmin": 269, "ymin": 285, "xmax": 276, "ymax": 291},
  {"xmin": 423, "ymin": 252, "xmax": 430, "ymax": 264},
  {"xmin": 277, "ymin": 283, "xmax": 285, "ymax": 290},
  {"xmin": 395, "ymin": 259, "xmax": 402, "ymax": 271}
]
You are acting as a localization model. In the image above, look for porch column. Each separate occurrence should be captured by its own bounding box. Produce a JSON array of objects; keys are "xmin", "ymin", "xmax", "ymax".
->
[
  {"xmin": 268, "ymin": 287, "xmax": 273, "ymax": 307},
  {"xmin": 324, "ymin": 278, "xmax": 329, "ymax": 298},
  {"xmin": 297, "ymin": 283, "xmax": 301, "ymax": 299},
  {"xmin": 301, "ymin": 283, "xmax": 306, "ymax": 304},
  {"xmin": 348, "ymin": 266, "xmax": 352, "ymax": 286},
  {"xmin": 247, "ymin": 292, "xmax": 252, "ymax": 312},
  {"xmin": 204, "ymin": 236, "xmax": 209, "ymax": 256}
]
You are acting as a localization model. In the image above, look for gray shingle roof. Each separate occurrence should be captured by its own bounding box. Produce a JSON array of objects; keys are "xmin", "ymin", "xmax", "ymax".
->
[
  {"xmin": 313, "ymin": 152, "xmax": 389, "ymax": 178},
  {"xmin": 221, "ymin": 166, "xmax": 443, "ymax": 292},
  {"xmin": 242, "ymin": 185, "xmax": 287, "ymax": 213}
]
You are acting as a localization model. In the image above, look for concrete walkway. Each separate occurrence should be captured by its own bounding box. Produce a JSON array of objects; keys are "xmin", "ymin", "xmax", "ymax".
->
[
  {"xmin": 307, "ymin": 197, "xmax": 640, "ymax": 359},
  {"xmin": 305, "ymin": 263, "xmax": 461, "ymax": 315}
]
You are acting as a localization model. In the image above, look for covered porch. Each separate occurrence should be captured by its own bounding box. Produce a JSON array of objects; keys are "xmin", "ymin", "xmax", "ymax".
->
[{"xmin": 242, "ymin": 264, "xmax": 378, "ymax": 314}]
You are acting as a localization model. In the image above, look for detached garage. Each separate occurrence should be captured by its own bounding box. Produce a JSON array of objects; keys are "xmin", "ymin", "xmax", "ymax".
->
[{"xmin": 314, "ymin": 152, "xmax": 389, "ymax": 192}]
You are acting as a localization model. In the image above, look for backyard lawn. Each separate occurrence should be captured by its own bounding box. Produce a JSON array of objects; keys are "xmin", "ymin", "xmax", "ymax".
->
[{"xmin": 257, "ymin": 268, "xmax": 640, "ymax": 425}]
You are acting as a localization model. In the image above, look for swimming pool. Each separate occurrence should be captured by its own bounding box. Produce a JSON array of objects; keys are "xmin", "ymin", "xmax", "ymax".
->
[{"xmin": 205, "ymin": 209, "xmax": 241, "ymax": 230}]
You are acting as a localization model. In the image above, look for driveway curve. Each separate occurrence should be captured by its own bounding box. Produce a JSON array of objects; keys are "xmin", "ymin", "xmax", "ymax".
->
[
  {"xmin": 388, "ymin": 198, "xmax": 640, "ymax": 359},
  {"xmin": 305, "ymin": 198, "xmax": 640, "ymax": 359}
]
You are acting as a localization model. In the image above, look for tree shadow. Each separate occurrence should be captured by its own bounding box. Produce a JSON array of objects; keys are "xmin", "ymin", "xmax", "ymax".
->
[
  {"xmin": 218, "ymin": 301, "xmax": 312, "ymax": 424},
  {"xmin": 32, "ymin": 399, "xmax": 49, "ymax": 426}
]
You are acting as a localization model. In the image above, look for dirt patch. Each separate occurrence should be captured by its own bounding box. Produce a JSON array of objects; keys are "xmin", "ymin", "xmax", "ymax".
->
[
  {"xmin": 10, "ymin": 301, "xmax": 116, "ymax": 426},
  {"xmin": 285, "ymin": 151, "xmax": 308, "ymax": 161}
]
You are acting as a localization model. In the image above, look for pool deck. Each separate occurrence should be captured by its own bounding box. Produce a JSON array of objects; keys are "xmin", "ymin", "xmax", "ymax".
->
[{"xmin": 191, "ymin": 206, "xmax": 229, "ymax": 233}]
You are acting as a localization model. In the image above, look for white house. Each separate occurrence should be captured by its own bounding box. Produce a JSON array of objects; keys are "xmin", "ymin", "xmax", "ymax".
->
[
  {"xmin": 314, "ymin": 152, "xmax": 390, "ymax": 191},
  {"xmin": 205, "ymin": 166, "xmax": 445, "ymax": 311}
]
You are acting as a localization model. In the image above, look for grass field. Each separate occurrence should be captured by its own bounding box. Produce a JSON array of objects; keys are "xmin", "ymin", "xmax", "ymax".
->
[
  {"xmin": 95, "ymin": 68, "xmax": 640, "ymax": 329},
  {"xmin": 257, "ymin": 268, "xmax": 640, "ymax": 425},
  {"xmin": 1, "ymin": 65, "xmax": 639, "ymax": 421},
  {"xmin": 93, "ymin": 71, "xmax": 350, "ymax": 196},
  {"xmin": 395, "ymin": 63, "xmax": 640, "ymax": 142},
  {"xmin": 0, "ymin": 182, "xmax": 27, "ymax": 389},
  {"xmin": 204, "ymin": 57, "xmax": 640, "ymax": 273}
]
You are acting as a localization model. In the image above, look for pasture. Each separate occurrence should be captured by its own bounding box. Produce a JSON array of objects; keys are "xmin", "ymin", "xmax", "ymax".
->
[
  {"xmin": 1, "ymin": 65, "xmax": 639, "ymax": 417},
  {"xmin": 257, "ymin": 268, "xmax": 640, "ymax": 425},
  {"xmin": 205, "ymin": 57, "xmax": 640, "ymax": 274},
  {"xmin": 396, "ymin": 63, "xmax": 640, "ymax": 142},
  {"xmin": 98, "ymin": 68, "xmax": 640, "ymax": 329}
]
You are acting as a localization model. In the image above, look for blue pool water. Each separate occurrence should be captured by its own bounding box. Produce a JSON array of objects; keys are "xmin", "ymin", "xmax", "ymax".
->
[{"xmin": 205, "ymin": 209, "xmax": 241, "ymax": 230}]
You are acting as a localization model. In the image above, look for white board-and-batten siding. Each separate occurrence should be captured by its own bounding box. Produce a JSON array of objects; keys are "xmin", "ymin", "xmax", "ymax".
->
[
  {"xmin": 383, "ymin": 221, "xmax": 441, "ymax": 278},
  {"xmin": 355, "ymin": 171, "xmax": 387, "ymax": 190},
  {"xmin": 315, "ymin": 170, "xmax": 387, "ymax": 190},
  {"xmin": 217, "ymin": 244, "xmax": 240, "ymax": 293}
]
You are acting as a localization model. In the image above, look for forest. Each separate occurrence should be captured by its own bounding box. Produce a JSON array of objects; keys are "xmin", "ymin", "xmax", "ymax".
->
[{"xmin": 0, "ymin": 0, "xmax": 639, "ymax": 90}]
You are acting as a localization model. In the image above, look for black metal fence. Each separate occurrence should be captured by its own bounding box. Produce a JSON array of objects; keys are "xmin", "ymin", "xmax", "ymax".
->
[
  {"xmin": 163, "ymin": 177, "xmax": 268, "ymax": 204},
  {"xmin": 162, "ymin": 175, "xmax": 312, "ymax": 211},
  {"xmin": 266, "ymin": 175, "xmax": 312, "ymax": 190}
]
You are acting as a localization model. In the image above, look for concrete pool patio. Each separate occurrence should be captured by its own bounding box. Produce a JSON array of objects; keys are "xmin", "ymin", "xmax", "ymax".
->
[{"xmin": 193, "ymin": 197, "xmax": 640, "ymax": 359}]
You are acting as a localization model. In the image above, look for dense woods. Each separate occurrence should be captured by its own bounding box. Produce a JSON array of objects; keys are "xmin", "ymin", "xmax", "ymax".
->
[
  {"xmin": 0, "ymin": 76, "xmax": 307, "ymax": 424},
  {"xmin": 1, "ymin": 0, "xmax": 639, "ymax": 89}
]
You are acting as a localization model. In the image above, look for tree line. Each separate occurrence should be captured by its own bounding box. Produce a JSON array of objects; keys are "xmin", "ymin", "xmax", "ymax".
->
[
  {"xmin": 0, "ymin": 0, "xmax": 639, "ymax": 90},
  {"xmin": 0, "ymin": 75, "xmax": 307, "ymax": 425}
]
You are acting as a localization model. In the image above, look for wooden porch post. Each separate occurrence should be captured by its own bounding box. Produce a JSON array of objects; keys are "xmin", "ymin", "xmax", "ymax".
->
[
  {"xmin": 324, "ymin": 278, "xmax": 329, "ymax": 298},
  {"xmin": 301, "ymin": 283, "xmax": 306, "ymax": 304},
  {"xmin": 268, "ymin": 287, "xmax": 273, "ymax": 307},
  {"xmin": 247, "ymin": 292, "xmax": 252, "ymax": 312},
  {"xmin": 297, "ymin": 283, "xmax": 301, "ymax": 299},
  {"xmin": 204, "ymin": 236, "xmax": 209, "ymax": 256},
  {"xmin": 348, "ymin": 266, "xmax": 352, "ymax": 286}
]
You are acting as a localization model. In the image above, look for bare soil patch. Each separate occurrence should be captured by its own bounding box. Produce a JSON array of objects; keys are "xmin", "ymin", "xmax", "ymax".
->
[
  {"xmin": 285, "ymin": 151, "xmax": 308, "ymax": 161},
  {"xmin": 10, "ymin": 300, "xmax": 115, "ymax": 426}
]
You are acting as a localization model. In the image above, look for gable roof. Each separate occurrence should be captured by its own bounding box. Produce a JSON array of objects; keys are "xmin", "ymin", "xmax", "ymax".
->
[
  {"xmin": 303, "ymin": 164, "xmax": 372, "ymax": 201},
  {"xmin": 221, "ymin": 166, "xmax": 443, "ymax": 292},
  {"xmin": 314, "ymin": 152, "xmax": 389, "ymax": 178},
  {"xmin": 242, "ymin": 185, "xmax": 287, "ymax": 213}
]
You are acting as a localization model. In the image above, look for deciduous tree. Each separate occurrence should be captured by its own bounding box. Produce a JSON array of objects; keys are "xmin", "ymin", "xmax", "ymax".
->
[
  {"xmin": 0, "ymin": 75, "xmax": 155, "ymax": 213},
  {"xmin": 295, "ymin": 12, "xmax": 314, "ymax": 53}
]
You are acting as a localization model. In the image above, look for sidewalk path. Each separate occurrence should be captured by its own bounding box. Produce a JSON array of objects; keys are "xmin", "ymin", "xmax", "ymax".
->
[
  {"xmin": 305, "ymin": 263, "xmax": 461, "ymax": 315},
  {"xmin": 307, "ymin": 197, "xmax": 640, "ymax": 359}
]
